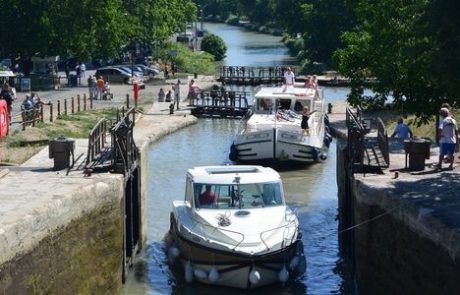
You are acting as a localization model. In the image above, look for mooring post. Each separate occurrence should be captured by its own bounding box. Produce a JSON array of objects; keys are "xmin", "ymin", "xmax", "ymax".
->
[{"xmin": 50, "ymin": 102, "xmax": 53, "ymax": 122}]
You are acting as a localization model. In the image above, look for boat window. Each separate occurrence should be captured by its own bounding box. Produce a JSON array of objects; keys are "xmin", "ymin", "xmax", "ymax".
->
[
  {"xmin": 257, "ymin": 98, "xmax": 273, "ymax": 111},
  {"xmin": 194, "ymin": 182, "xmax": 283, "ymax": 209},
  {"xmin": 294, "ymin": 99, "xmax": 311, "ymax": 113},
  {"xmin": 278, "ymin": 99, "xmax": 291, "ymax": 110}
]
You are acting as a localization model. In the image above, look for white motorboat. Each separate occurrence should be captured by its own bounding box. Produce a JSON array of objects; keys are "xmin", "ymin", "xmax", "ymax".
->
[
  {"xmin": 167, "ymin": 165, "xmax": 305, "ymax": 289},
  {"xmin": 229, "ymin": 83, "xmax": 331, "ymax": 164}
]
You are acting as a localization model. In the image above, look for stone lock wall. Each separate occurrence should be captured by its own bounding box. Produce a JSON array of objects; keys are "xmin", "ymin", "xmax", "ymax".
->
[
  {"xmin": 353, "ymin": 191, "xmax": 460, "ymax": 295},
  {"xmin": 0, "ymin": 185, "xmax": 124, "ymax": 294}
]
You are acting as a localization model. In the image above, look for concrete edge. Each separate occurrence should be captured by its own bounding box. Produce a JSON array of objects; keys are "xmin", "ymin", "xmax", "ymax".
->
[{"xmin": 0, "ymin": 177, "xmax": 124, "ymax": 265}]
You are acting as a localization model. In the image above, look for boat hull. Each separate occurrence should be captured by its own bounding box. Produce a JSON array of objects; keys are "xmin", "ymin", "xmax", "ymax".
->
[
  {"xmin": 230, "ymin": 128, "xmax": 329, "ymax": 164},
  {"xmin": 167, "ymin": 217, "xmax": 306, "ymax": 289}
]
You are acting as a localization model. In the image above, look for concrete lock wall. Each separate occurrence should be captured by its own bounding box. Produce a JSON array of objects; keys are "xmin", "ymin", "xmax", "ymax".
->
[
  {"xmin": 336, "ymin": 145, "xmax": 460, "ymax": 294},
  {"xmin": 0, "ymin": 177, "xmax": 125, "ymax": 294}
]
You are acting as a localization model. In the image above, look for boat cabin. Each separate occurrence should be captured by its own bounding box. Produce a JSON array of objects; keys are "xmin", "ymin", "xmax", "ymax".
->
[
  {"xmin": 184, "ymin": 166, "xmax": 285, "ymax": 210},
  {"xmin": 254, "ymin": 86, "xmax": 318, "ymax": 114}
]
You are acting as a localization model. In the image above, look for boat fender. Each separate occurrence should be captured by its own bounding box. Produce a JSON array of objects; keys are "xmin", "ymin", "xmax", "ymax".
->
[
  {"xmin": 185, "ymin": 261, "xmax": 194, "ymax": 283},
  {"xmin": 324, "ymin": 116, "xmax": 330, "ymax": 126},
  {"xmin": 311, "ymin": 148, "xmax": 318, "ymax": 161},
  {"xmin": 249, "ymin": 269, "xmax": 261, "ymax": 285},
  {"xmin": 325, "ymin": 125, "xmax": 330, "ymax": 134},
  {"xmin": 194, "ymin": 268, "xmax": 208, "ymax": 280},
  {"xmin": 319, "ymin": 153, "xmax": 328, "ymax": 161},
  {"xmin": 289, "ymin": 255, "xmax": 300, "ymax": 270},
  {"xmin": 229, "ymin": 143, "xmax": 238, "ymax": 161},
  {"xmin": 167, "ymin": 247, "xmax": 180, "ymax": 264},
  {"xmin": 323, "ymin": 137, "xmax": 331, "ymax": 148},
  {"xmin": 208, "ymin": 267, "xmax": 220, "ymax": 283},
  {"xmin": 278, "ymin": 265, "xmax": 289, "ymax": 283}
]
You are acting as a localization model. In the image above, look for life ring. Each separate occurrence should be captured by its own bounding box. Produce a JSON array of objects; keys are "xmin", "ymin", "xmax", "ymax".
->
[{"xmin": 0, "ymin": 100, "xmax": 9, "ymax": 138}]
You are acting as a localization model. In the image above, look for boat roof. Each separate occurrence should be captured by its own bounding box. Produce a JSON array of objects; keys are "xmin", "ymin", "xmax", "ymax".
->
[
  {"xmin": 254, "ymin": 86, "xmax": 316, "ymax": 100},
  {"xmin": 187, "ymin": 165, "xmax": 281, "ymax": 184}
]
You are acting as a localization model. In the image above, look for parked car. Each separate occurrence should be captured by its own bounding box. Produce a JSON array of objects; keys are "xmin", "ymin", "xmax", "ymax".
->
[
  {"xmin": 135, "ymin": 64, "xmax": 160, "ymax": 78},
  {"xmin": 95, "ymin": 67, "xmax": 132, "ymax": 84},
  {"xmin": 113, "ymin": 65, "xmax": 144, "ymax": 78}
]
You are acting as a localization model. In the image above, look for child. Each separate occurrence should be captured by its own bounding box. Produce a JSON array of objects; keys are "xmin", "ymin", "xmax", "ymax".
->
[{"xmin": 301, "ymin": 106, "xmax": 317, "ymax": 136}]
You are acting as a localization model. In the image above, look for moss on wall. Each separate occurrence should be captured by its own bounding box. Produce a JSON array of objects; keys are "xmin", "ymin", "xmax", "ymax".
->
[{"xmin": 0, "ymin": 201, "xmax": 123, "ymax": 294}]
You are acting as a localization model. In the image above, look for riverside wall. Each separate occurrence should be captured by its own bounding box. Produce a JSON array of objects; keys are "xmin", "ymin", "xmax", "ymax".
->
[
  {"xmin": 330, "ymin": 101, "xmax": 460, "ymax": 294},
  {"xmin": 0, "ymin": 98, "xmax": 198, "ymax": 293}
]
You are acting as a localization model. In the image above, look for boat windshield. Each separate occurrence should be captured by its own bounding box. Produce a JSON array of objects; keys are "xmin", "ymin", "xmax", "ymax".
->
[{"xmin": 194, "ymin": 182, "xmax": 283, "ymax": 209}]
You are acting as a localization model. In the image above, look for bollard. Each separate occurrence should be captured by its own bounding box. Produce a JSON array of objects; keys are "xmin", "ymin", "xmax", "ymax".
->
[
  {"xmin": 71, "ymin": 97, "xmax": 74, "ymax": 114},
  {"xmin": 64, "ymin": 99, "xmax": 67, "ymax": 115},
  {"xmin": 22, "ymin": 110, "xmax": 26, "ymax": 130},
  {"xmin": 90, "ymin": 94, "xmax": 93, "ymax": 109},
  {"xmin": 126, "ymin": 94, "xmax": 130, "ymax": 109},
  {"xmin": 40, "ymin": 105, "xmax": 44, "ymax": 122},
  {"xmin": 50, "ymin": 103, "xmax": 53, "ymax": 122},
  {"xmin": 169, "ymin": 103, "xmax": 174, "ymax": 115},
  {"xmin": 328, "ymin": 103, "xmax": 333, "ymax": 114},
  {"xmin": 77, "ymin": 95, "xmax": 81, "ymax": 112},
  {"xmin": 57, "ymin": 100, "xmax": 61, "ymax": 118},
  {"xmin": 83, "ymin": 94, "xmax": 87, "ymax": 111}
]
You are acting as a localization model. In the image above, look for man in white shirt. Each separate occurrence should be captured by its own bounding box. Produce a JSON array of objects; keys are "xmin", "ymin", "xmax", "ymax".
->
[
  {"xmin": 283, "ymin": 67, "xmax": 295, "ymax": 86},
  {"xmin": 438, "ymin": 107, "xmax": 457, "ymax": 170}
]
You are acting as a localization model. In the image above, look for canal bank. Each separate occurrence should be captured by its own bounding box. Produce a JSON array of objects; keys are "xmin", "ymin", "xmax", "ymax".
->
[
  {"xmin": 328, "ymin": 103, "xmax": 460, "ymax": 294},
  {"xmin": 0, "ymin": 97, "xmax": 198, "ymax": 293}
]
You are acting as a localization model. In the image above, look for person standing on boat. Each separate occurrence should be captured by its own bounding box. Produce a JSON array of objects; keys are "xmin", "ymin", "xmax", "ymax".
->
[
  {"xmin": 301, "ymin": 106, "xmax": 317, "ymax": 136},
  {"xmin": 199, "ymin": 185, "xmax": 216, "ymax": 206},
  {"xmin": 283, "ymin": 67, "xmax": 295, "ymax": 86}
]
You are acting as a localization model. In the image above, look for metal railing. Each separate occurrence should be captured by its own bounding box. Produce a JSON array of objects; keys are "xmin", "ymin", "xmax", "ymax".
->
[
  {"xmin": 377, "ymin": 117, "xmax": 390, "ymax": 167},
  {"xmin": 111, "ymin": 106, "xmax": 137, "ymax": 174},
  {"xmin": 85, "ymin": 118, "xmax": 108, "ymax": 167}
]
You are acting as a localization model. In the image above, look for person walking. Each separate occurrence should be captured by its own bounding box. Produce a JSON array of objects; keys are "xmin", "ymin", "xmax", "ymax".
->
[
  {"xmin": 283, "ymin": 67, "xmax": 295, "ymax": 86},
  {"xmin": 174, "ymin": 80, "xmax": 181, "ymax": 110},
  {"xmin": 437, "ymin": 107, "xmax": 457, "ymax": 170}
]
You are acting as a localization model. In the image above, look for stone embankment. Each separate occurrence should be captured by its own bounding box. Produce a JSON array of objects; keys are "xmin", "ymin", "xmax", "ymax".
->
[
  {"xmin": 0, "ymin": 73, "xmax": 217, "ymax": 293},
  {"xmin": 328, "ymin": 101, "xmax": 460, "ymax": 293}
]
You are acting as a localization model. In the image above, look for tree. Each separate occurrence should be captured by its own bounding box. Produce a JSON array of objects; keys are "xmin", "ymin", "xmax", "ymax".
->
[{"xmin": 201, "ymin": 34, "xmax": 227, "ymax": 61}]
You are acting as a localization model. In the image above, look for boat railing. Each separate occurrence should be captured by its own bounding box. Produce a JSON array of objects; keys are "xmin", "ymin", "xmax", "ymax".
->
[
  {"xmin": 186, "ymin": 215, "xmax": 245, "ymax": 250},
  {"xmin": 259, "ymin": 216, "xmax": 298, "ymax": 251}
]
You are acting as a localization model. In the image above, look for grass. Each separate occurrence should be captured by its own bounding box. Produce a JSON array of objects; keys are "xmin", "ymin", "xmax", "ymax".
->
[{"xmin": 0, "ymin": 108, "xmax": 119, "ymax": 164}]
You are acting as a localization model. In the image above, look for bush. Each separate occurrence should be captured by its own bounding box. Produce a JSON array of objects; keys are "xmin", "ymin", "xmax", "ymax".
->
[
  {"xmin": 225, "ymin": 14, "xmax": 240, "ymax": 26},
  {"xmin": 159, "ymin": 42, "xmax": 216, "ymax": 75},
  {"xmin": 201, "ymin": 34, "xmax": 227, "ymax": 61}
]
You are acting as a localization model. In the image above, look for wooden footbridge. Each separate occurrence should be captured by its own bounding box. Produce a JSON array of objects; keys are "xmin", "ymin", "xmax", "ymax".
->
[
  {"xmin": 190, "ymin": 89, "xmax": 250, "ymax": 118},
  {"xmin": 218, "ymin": 66, "xmax": 297, "ymax": 85}
]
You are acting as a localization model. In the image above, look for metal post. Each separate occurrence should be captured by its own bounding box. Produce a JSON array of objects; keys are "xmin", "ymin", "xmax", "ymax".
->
[
  {"xmin": 126, "ymin": 94, "xmax": 130, "ymax": 109},
  {"xmin": 90, "ymin": 94, "xmax": 93, "ymax": 109},
  {"xmin": 77, "ymin": 94, "xmax": 81, "ymax": 112},
  {"xmin": 22, "ymin": 110, "xmax": 26, "ymax": 131},
  {"xmin": 71, "ymin": 97, "xmax": 74, "ymax": 114},
  {"xmin": 64, "ymin": 99, "xmax": 67, "ymax": 115},
  {"xmin": 50, "ymin": 103, "xmax": 53, "ymax": 122},
  {"xmin": 83, "ymin": 94, "xmax": 87, "ymax": 111},
  {"xmin": 40, "ymin": 105, "xmax": 44, "ymax": 122}
]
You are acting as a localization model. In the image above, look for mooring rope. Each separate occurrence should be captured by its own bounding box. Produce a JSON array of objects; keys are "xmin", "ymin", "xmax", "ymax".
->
[{"xmin": 338, "ymin": 204, "xmax": 402, "ymax": 234}]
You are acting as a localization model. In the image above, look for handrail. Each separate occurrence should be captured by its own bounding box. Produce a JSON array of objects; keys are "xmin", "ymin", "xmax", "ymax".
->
[
  {"xmin": 85, "ymin": 118, "xmax": 108, "ymax": 166},
  {"xmin": 259, "ymin": 216, "xmax": 298, "ymax": 251}
]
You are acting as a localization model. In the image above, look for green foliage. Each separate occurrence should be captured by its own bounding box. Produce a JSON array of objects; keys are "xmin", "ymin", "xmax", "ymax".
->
[
  {"xmin": 0, "ymin": 0, "xmax": 197, "ymax": 60},
  {"xmin": 200, "ymin": 34, "xmax": 227, "ymax": 61},
  {"xmin": 160, "ymin": 43, "xmax": 216, "ymax": 75},
  {"xmin": 333, "ymin": 0, "xmax": 460, "ymax": 121},
  {"xmin": 226, "ymin": 14, "xmax": 240, "ymax": 26}
]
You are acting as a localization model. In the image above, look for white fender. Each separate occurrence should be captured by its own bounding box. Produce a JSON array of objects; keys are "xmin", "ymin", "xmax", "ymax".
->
[
  {"xmin": 278, "ymin": 265, "xmax": 289, "ymax": 283},
  {"xmin": 167, "ymin": 247, "xmax": 180, "ymax": 264},
  {"xmin": 194, "ymin": 268, "xmax": 208, "ymax": 280},
  {"xmin": 185, "ymin": 261, "xmax": 193, "ymax": 283},
  {"xmin": 289, "ymin": 255, "xmax": 300, "ymax": 270},
  {"xmin": 249, "ymin": 269, "xmax": 261, "ymax": 285},
  {"xmin": 208, "ymin": 267, "xmax": 220, "ymax": 283}
]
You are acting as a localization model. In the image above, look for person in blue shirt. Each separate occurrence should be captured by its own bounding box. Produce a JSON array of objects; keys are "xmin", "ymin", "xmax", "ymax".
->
[{"xmin": 391, "ymin": 118, "xmax": 413, "ymax": 139}]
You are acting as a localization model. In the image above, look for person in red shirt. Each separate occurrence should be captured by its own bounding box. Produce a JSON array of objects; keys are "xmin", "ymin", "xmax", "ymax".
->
[{"xmin": 199, "ymin": 185, "xmax": 216, "ymax": 206}]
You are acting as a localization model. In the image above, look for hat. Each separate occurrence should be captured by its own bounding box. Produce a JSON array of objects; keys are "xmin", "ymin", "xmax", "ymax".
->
[{"xmin": 440, "ymin": 107, "xmax": 449, "ymax": 117}]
